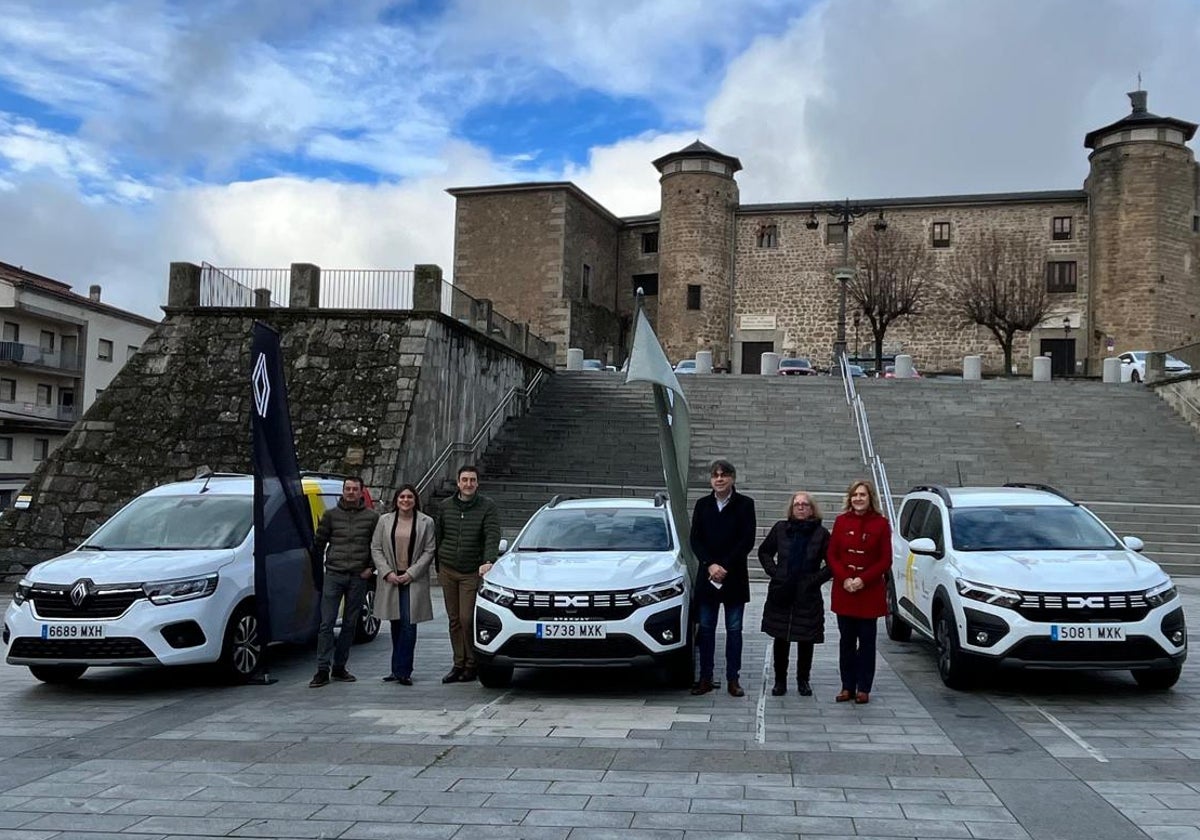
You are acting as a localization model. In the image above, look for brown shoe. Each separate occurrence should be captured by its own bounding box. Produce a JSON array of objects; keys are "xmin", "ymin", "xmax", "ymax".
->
[
  {"xmin": 690, "ymin": 678, "xmax": 714, "ymax": 695},
  {"xmin": 835, "ymin": 689, "xmax": 853, "ymax": 702},
  {"xmin": 727, "ymin": 679, "xmax": 745, "ymax": 697},
  {"xmin": 855, "ymin": 691, "xmax": 870, "ymax": 704}
]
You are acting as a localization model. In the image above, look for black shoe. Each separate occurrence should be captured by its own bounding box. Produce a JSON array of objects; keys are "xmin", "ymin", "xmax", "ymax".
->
[
  {"xmin": 308, "ymin": 670, "xmax": 330, "ymax": 688},
  {"xmin": 382, "ymin": 675, "xmax": 399, "ymax": 683},
  {"xmin": 797, "ymin": 680, "xmax": 813, "ymax": 697},
  {"xmin": 397, "ymin": 676, "xmax": 413, "ymax": 686},
  {"xmin": 460, "ymin": 669, "xmax": 477, "ymax": 682},
  {"xmin": 771, "ymin": 683, "xmax": 786, "ymax": 696},
  {"xmin": 332, "ymin": 669, "xmax": 356, "ymax": 683},
  {"xmin": 442, "ymin": 668, "xmax": 464, "ymax": 684}
]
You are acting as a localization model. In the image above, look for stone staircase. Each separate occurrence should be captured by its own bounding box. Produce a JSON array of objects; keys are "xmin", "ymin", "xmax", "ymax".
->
[{"xmin": 466, "ymin": 372, "xmax": 1200, "ymax": 576}]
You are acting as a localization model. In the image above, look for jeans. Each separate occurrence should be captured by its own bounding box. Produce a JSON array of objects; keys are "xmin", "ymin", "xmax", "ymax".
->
[
  {"xmin": 315, "ymin": 570, "xmax": 369, "ymax": 673},
  {"xmin": 440, "ymin": 566, "xmax": 480, "ymax": 670},
  {"xmin": 772, "ymin": 638, "xmax": 814, "ymax": 683},
  {"xmin": 389, "ymin": 586, "xmax": 418, "ymax": 679},
  {"xmin": 697, "ymin": 599, "xmax": 744, "ymax": 682},
  {"xmin": 837, "ymin": 615, "xmax": 878, "ymax": 693}
]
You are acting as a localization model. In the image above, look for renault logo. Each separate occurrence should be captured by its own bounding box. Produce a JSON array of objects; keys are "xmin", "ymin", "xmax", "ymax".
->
[
  {"xmin": 554, "ymin": 594, "xmax": 589, "ymax": 608},
  {"xmin": 70, "ymin": 579, "xmax": 93, "ymax": 607}
]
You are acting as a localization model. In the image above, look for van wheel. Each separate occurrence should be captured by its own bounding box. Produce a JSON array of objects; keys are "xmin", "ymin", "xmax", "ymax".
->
[
  {"xmin": 29, "ymin": 664, "xmax": 87, "ymax": 684},
  {"xmin": 885, "ymin": 578, "xmax": 913, "ymax": 642},
  {"xmin": 934, "ymin": 606, "xmax": 974, "ymax": 690},
  {"xmin": 219, "ymin": 602, "xmax": 261, "ymax": 683},
  {"xmin": 1133, "ymin": 666, "xmax": 1181, "ymax": 690},
  {"xmin": 355, "ymin": 588, "xmax": 381, "ymax": 644},
  {"xmin": 477, "ymin": 662, "xmax": 513, "ymax": 689}
]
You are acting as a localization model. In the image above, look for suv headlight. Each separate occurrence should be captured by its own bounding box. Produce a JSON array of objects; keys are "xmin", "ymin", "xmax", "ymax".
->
[
  {"xmin": 479, "ymin": 581, "xmax": 516, "ymax": 608},
  {"xmin": 632, "ymin": 577, "xmax": 685, "ymax": 607},
  {"xmin": 142, "ymin": 574, "xmax": 218, "ymax": 605},
  {"xmin": 12, "ymin": 581, "xmax": 31, "ymax": 606},
  {"xmin": 1145, "ymin": 580, "xmax": 1178, "ymax": 607},
  {"xmin": 955, "ymin": 578, "xmax": 1022, "ymax": 610}
]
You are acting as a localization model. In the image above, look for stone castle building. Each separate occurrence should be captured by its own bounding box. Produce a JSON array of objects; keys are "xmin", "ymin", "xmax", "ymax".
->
[{"xmin": 448, "ymin": 92, "xmax": 1200, "ymax": 374}]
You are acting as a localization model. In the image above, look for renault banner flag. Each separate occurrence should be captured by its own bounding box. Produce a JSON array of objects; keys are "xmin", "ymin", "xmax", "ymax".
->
[
  {"xmin": 624, "ymin": 306, "xmax": 697, "ymax": 580},
  {"xmin": 250, "ymin": 322, "xmax": 316, "ymax": 652}
]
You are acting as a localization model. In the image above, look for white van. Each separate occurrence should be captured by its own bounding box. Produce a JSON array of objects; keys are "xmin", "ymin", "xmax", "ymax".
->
[{"xmin": 3, "ymin": 473, "xmax": 380, "ymax": 683}]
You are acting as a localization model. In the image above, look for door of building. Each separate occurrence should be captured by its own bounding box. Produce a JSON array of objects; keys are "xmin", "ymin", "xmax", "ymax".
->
[
  {"xmin": 741, "ymin": 341, "xmax": 774, "ymax": 375},
  {"xmin": 1039, "ymin": 339, "xmax": 1076, "ymax": 377}
]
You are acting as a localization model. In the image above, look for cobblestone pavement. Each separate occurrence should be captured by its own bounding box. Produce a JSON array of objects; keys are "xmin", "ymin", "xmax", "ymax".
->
[{"xmin": 3, "ymin": 581, "xmax": 1200, "ymax": 840}]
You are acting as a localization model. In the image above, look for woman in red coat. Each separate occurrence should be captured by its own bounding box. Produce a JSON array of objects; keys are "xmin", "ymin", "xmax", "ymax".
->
[{"xmin": 827, "ymin": 480, "xmax": 892, "ymax": 704}]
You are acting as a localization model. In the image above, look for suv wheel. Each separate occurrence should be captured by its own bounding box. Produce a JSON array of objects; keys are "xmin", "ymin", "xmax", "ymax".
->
[
  {"xmin": 885, "ymin": 578, "xmax": 913, "ymax": 642},
  {"xmin": 1132, "ymin": 665, "xmax": 1181, "ymax": 691},
  {"xmin": 477, "ymin": 662, "xmax": 513, "ymax": 688},
  {"xmin": 355, "ymin": 588, "xmax": 381, "ymax": 644},
  {"xmin": 29, "ymin": 664, "xmax": 87, "ymax": 684},
  {"xmin": 219, "ymin": 602, "xmax": 261, "ymax": 683},
  {"xmin": 934, "ymin": 606, "xmax": 974, "ymax": 690}
]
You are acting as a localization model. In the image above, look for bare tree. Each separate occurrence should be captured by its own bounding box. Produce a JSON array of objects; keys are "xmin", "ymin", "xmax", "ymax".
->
[
  {"xmin": 950, "ymin": 231, "xmax": 1050, "ymax": 376},
  {"xmin": 848, "ymin": 227, "xmax": 933, "ymax": 373}
]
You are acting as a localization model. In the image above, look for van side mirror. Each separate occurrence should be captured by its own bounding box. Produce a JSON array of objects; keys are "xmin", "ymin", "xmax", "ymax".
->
[
  {"xmin": 498, "ymin": 538, "xmax": 509, "ymax": 554},
  {"xmin": 1123, "ymin": 535, "xmax": 1145, "ymax": 553},
  {"xmin": 908, "ymin": 537, "xmax": 940, "ymax": 557}
]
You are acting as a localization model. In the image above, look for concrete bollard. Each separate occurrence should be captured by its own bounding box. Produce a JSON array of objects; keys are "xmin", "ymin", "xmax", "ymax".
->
[
  {"xmin": 760, "ymin": 352, "xmax": 780, "ymax": 375},
  {"xmin": 963, "ymin": 355, "xmax": 982, "ymax": 380},
  {"xmin": 695, "ymin": 350, "xmax": 713, "ymax": 374},
  {"xmin": 1032, "ymin": 356, "xmax": 1052, "ymax": 382},
  {"xmin": 566, "ymin": 348, "xmax": 584, "ymax": 370},
  {"xmin": 894, "ymin": 354, "xmax": 914, "ymax": 379},
  {"xmin": 1102, "ymin": 356, "xmax": 1122, "ymax": 384}
]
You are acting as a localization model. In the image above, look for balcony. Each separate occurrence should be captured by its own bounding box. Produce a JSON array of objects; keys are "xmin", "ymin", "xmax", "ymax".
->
[
  {"xmin": 0, "ymin": 341, "xmax": 85, "ymax": 373},
  {"xmin": 0, "ymin": 401, "xmax": 76, "ymax": 423}
]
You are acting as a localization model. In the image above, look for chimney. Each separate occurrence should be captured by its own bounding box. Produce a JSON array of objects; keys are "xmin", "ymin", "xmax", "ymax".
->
[
  {"xmin": 1128, "ymin": 89, "xmax": 1148, "ymax": 115},
  {"xmin": 88, "ymin": 284, "xmax": 101, "ymax": 302}
]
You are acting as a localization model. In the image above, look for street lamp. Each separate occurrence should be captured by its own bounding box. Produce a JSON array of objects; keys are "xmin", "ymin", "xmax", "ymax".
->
[
  {"xmin": 853, "ymin": 310, "xmax": 862, "ymax": 364},
  {"xmin": 806, "ymin": 199, "xmax": 887, "ymax": 373}
]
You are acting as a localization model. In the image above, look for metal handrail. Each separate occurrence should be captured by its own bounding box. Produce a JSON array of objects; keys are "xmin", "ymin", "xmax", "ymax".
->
[
  {"xmin": 839, "ymin": 349, "xmax": 896, "ymax": 525},
  {"xmin": 414, "ymin": 369, "xmax": 547, "ymax": 497}
]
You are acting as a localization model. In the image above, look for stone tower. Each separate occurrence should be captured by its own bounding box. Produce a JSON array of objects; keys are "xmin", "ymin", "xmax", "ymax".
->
[
  {"xmin": 1086, "ymin": 90, "xmax": 1200, "ymax": 368},
  {"xmin": 652, "ymin": 141, "xmax": 741, "ymax": 367}
]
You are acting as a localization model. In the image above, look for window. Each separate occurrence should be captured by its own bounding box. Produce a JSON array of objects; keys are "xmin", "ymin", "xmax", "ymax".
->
[
  {"xmin": 1193, "ymin": 215, "xmax": 1199, "ymax": 234},
  {"xmin": 2, "ymin": 322, "xmax": 18, "ymax": 342},
  {"xmin": 757, "ymin": 224, "xmax": 779, "ymax": 248},
  {"xmin": 1052, "ymin": 216, "xmax": 1073, "ymax": 241},
  {"xmin": 36, "ymin": 384, "xmax": 52, "ymax": 405},
  {"xmin": 686, "ymin": 284, "xmax": 702, "ymax": 310},
  {"xmin": 1046, "ymin": 261, "xmax": 1078, "ymax": 293},
  {"xmin": 33, "ymin": 438, "xmax": 49, "ymax": 461},
  {"xmin": 0, "ymin": 378, "xmax": 14, "ymax": 402},
  {"xmin": 39, "ymin": 330, "xmax": 55, "ymax": 352},
  {"xmin": 580, "ymin": 264, "xmax": 592, "ymax": 301},
  {"xmin": 641, "ymin": 231, "xmax": 658, "ymax": 254},
  {"xmin": 0, "ymin": 437, "xmax": 11, "ymax": 460},
  {"xmin": 0, "ymin": 490, "xmax": 12, "ymax": 509},
  {"xmin": 95, "ymin": 389, "xmax": 104, "ymax": 400},
  {"xmin": 931, "ymin": 222, "xmax": 951, "ymax": 248},
  {"xmin": 826, "ymin": 223, "xmax": 846, "ymax": 246},
  {"xmin": 127, "ymin": 344, "xmax": 139, "ymax": 361},
  {"xmin": 632, "ymin": 273, "xmax": 659, "ymax": 296},
  {"xmin": 98, "ymin": 338, "xmax": 113, "ymax": 361}
]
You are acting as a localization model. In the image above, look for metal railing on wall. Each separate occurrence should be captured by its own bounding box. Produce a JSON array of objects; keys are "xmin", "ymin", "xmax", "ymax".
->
[
  {"xmin": 839, "ymin": 354, "xmax": 897, "ymax": 525},
  {"xmin": 199, "ymin": 264, "xmax": 288, "ymax": 307},
  {"xmin": 1166, "ymin": 341, "xmax": 1200, "ymax": 371},
  {"xmin": 320, "ymin": 269, "xmax": 414, "ymax": 309}
]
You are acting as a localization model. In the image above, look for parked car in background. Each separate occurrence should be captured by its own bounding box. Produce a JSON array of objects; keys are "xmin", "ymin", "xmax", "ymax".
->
[
  {"xmin": 674, "ymin": 359, "xmax": 697, "ymax": 374},
  {"xmin": 846, "ymin": 364, "xmax": 866, "ymax": 378},
  {"xmin": 884, "ymin": 364, "xmax": 922, "ymax": 379},
  {"xmin": 1118, "ymin": 351, "xmax": 1193, "ymax": 383},
  {"xmin": 581, "ymin": 359, "xmax": 605, "ymax": 371},
  {"xmin": 778, "ymin": 357, "xmax": 819, "ymax": 376}
]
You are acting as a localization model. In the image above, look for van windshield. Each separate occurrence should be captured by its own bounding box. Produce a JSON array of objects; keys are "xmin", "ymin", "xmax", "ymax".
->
[{"xmin": 82, "ymin": 495, "xmax": 253, "ymax": 551}]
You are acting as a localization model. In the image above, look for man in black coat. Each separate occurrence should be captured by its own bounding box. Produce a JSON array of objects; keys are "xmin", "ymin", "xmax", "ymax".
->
[{"xmin": 689, "ymin": 460, "xmax": 757, "ymax": 696}]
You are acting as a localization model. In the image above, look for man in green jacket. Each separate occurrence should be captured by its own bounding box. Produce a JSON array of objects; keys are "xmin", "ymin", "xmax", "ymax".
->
[{"xmin": 435, "ymin": 465, "xmax": 501, "ymax": 683}]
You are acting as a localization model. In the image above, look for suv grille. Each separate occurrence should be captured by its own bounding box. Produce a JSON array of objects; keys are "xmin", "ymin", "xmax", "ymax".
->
[
  {"xmin": 30, "ymin": 586, "xmax": 145, "ymax": 619},
  {"xmin": 9, "ymin": 637, "xmax": 156, "ymax": 660},
  {"xmin": 497, "ymin": 634, "xmax": 647, "ymax": 659},
  {"xmin": 1015, "ymin": 591, "xmax": 1151, "ymax": 623},
  {"xmin": 509, "ymin": 590, "xmax": 639, "ymax": 621}
]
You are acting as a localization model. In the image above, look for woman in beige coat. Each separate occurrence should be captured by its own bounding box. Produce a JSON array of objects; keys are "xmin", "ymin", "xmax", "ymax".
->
[{"xmin": 371, "ymin": 484, "xmax": 436, "ymax": 684}]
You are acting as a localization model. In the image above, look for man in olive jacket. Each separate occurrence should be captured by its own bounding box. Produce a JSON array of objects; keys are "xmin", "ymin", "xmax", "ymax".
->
[
  {"xmin": 309, "ymin": 477, "xmax": 380, "ymax": 688},
  {"xmin": 435, "ymin": 465, "xmax": 501, "ymax": 683}
]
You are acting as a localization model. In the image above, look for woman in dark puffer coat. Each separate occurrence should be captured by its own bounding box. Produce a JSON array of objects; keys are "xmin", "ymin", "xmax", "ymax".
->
[{"xmin": 758, "ymin": 491, "xmax": 831, "ymax": 697}]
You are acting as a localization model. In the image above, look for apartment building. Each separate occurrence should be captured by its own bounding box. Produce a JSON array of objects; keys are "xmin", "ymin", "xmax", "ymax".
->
[{"xmin": 0, "ymin": 262, "xmax": 158, "ymax": 507}]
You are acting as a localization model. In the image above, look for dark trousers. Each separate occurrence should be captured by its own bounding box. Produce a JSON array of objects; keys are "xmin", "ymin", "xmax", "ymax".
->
[
  {"xmin": 697, "ymin": 599, "xmax": 744, "ymax": 682},
  {"xmin": 837, "ymin": 615, "xmax": 878, "ymax": 693},
  {"xmin": 389, "ymin": 586, "xmax": 418, "ymax": 679},
  {"xmin": 316, "ymin": 570, "xmax": 368, "ymax": 672},
  {"xmin": 772, "ymin": 638, "xmax": 814, "ymax": 684}
]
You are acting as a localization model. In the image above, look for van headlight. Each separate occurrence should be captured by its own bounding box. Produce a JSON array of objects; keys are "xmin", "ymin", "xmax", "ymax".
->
[
  {"xmin": 1145, "ymin": 580, "xmax": 1178, "ymax": 607},
  {"xmin": 479, "ymin": 581, "xmax": 516, "ymax": 608},
  {"xmin": 955, "ymin": 579, "xmax": 1021, "ymax": 610},
  {"xmin": 12, "ymin": 581, "xmax": 31, "ymax": 605},
  {"xmin": 142, "ymin": 574, "xmax": 219, "ymax": 605},
  {"xmin": 632, "ymin": 577, "xmax": 686, "ymax": 607}
]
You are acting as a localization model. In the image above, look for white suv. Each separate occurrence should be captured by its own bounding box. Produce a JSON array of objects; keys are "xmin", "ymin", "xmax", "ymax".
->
[
  {"xmin": 473, "ymin": 496, "xmax": 694, "ymax": 688},
  {"xmin": 887, "ymin": 484, "xmax": 1186, "ymax": 690},
  {"xmin": 3, "ymin": 474, "xmax": 380, "ymax": 684}
]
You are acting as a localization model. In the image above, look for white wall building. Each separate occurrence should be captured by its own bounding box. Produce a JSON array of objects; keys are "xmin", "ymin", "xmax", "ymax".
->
[{"xmin": 0, "ymin": 262, "xmax": 158, "ymax": 507}]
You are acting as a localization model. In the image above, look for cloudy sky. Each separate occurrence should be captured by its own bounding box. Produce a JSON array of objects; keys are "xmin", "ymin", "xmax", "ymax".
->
[{"xmin": 0, "ymin": 0, "xmax": 1197, "ymax": 318}]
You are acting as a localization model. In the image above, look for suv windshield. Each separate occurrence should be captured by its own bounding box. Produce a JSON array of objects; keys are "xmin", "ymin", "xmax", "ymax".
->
[
  {"xmin": 949, "ymin": 505, "xmax": 1121, "ymax": 552},
  {"xmin": 83, "ymin": 495, "xmax": 253, "ymax": 550},
  {"xmin": 517, "ymin": 508, "xmax": 673, "ymax": 552}
]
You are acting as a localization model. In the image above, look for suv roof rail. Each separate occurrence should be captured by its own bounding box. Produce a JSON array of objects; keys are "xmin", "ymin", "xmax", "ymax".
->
[
  {"xmin": 653, "ymin": 491, "xmax": 668, "ymax": 507},
  {"xmin": 1002, "ymin": 482, "xmax": 1077, "ymax": 504},
  {"xmin": 908, "ymin": 484, "xmax": 953, "ymax": 508},
  {"xmin": 547, "ymin": 494, "xmax": 579, "ymax": 509}
]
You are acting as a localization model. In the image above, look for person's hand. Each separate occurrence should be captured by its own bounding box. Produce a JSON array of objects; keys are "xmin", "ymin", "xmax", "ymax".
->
[
  {"xmin": 851, "ymin": 577, "xmax": 864, "ymax": 592},
  {"xmin": 478, "ymin": 562, "xmax": 494, "ymax": 577},
  {"xmin": 396, "ymin": 571, "xmax": 412, "ymax": 586},
  {"xmin": 708, "ymin": 564, "xmax": 727, "ymax": 582},
  {"xmin": 359, "ymin": 567, "xmax": 375, "ymax": 580},
  {"xmin": 843, "ymin": 578, "xmax": 857, "ymax": 592}
]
